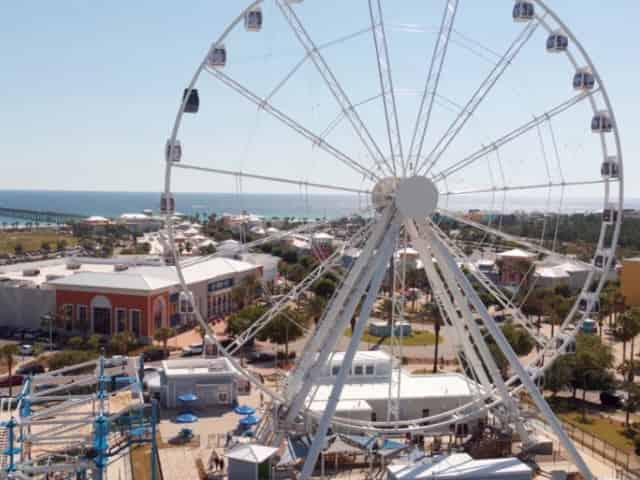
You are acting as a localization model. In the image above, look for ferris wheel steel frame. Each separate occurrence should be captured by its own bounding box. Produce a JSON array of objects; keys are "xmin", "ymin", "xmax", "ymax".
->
[{"xmin": 163, "ymin": 2, "xmax": 623, "ymax": 480}]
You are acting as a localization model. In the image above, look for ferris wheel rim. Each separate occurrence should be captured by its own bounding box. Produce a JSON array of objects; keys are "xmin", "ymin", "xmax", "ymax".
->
[{"xmin": 161, "ymin": 0, "xmax": 624, "ymax": 439}]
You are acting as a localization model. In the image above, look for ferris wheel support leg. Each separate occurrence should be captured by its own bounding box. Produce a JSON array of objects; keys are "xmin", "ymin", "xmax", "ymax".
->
[
  {"xmin": 283, "ymin": 208, "xmax": 395, "ymax": 417},
  {"xmin": 427, "ymin": 224, "xmax": 594, "ymax": 480},
  {"xmin": 299, "ymin": 222, "xmax": 398, "ymax": 480},
  {"xmin": 418, "ymin": 220, "xmax": 531, "ymax": 446}
]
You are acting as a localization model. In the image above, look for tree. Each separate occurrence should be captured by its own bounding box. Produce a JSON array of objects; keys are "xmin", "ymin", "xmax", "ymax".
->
[
  {"xmin": 14, "ymin": 243, "xmax": 24, "ymax": 255},
  {"xmin": 501, "ymin": 323, "xmax": 534, "ymax": 357},
  {"xmin": 306, "ymin": 295, "xmax": 327, "ymax": 325},
  {"xmin": 544, "ymin": 354, "xmax": 574, "ymax": 397},
  {"xmin": 0, "ymin": 344, "xmax": 19, "ymax": 397},
  {"xmin": 614, "ymin": 308, "xmax": 640, "ymax": 379},
  {"xmin": 110, "ymin": 332, "xmax": 135, "ymax": 356},
  {"xmin": 422, "ymin": 301, "xmax": 443, "ymax": 373},
  {"xmin": 154, "ymin": 327, "xmax": 176, "ymax": 356},
  {"xmin": 226, "ymin": 305, "xmax": 268, "ymax": 338},
  {"xmin": 56, "ymin": 239, "xmax": 68, "ymax": 251},
  {"xmin": 87, "ymin": 335, "xmax": 101, "ymax": 352},
  {"xmin": 41, "ymin": 241, "xmax": 51, "ymax": 252},
  {"xmin": 258, "ymin": 307, "xmax": 308, "ymax": 360},
  {"xmin": 68, "ymin": 336, "xmax": 84, "ymax": 349},
  {"xmin": 623, "ymin": 383, "xmax": 640, "ymax": 430},
  {"xmin": 545, "ymin": 294, "xmax": 571, "ymax": 338},
  {"xmin": 376, "ymin": 298, "xmax": 393, "ymax": 326},
  {"xmin": 313, "ymin": 278, "xmax": 336, "ymax": 299}
]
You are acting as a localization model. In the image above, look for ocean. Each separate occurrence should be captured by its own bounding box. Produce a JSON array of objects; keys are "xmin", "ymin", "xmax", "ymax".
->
[{"xmin": 0, "ymin": 190, "xmax": 635, "ymax": 226}]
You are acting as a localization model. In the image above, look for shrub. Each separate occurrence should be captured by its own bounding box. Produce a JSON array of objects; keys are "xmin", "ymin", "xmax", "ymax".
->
[{"xmin": 45, "ymin": 350, "xmax": 98, "ymax": 372}]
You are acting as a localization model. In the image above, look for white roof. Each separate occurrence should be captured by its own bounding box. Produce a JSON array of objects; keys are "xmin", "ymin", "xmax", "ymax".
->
[
  {"xmin": 120, "ymin": 213, "xmax": 149, "ymax": 220},
  {"xmin": 84, "ymin": 216, "xmax": 109, "ymax": 223},
  {"xmin": 497, "ymin": 248, "xmax": 535, "ymax": 259},
  {"xmin": 48, "ymin": 257, "xmax": 258, "ymax": 292},
  {"xmin": 388, "ymin": 453, "xmax": 532, "ymax": 479},
  {"xmin": 184, "ymin": 228, "xmax": 200, "ymax": 236},
  {"xmin": 226, "ymin": 444, "xmax": 278, "ymax": 464},
  {"xmin": 162, "ymin": 358, "xmax": 232, "ymax": 377},
  {"xmin": 535, "ymin": 266, "xmax": 570, "ymax": 279},
  {"xmin": 397, "ymin": 247, "xmax": 419, "ymax": 256},
  {"xmin": 555, "ymin": 261, "xmax": 591, "ymax": 273},
  {"xmin": 312, "ymin": 232, "xmax": 334, "ymax": 240},
  {"xmin": 311, "ymin": 371, "xmax": 479, "ymax": 402},
  {"xmin": 308, "ymin": 399, "xmax": 372, "ymax": 413},
  {"xmin": 266, "ymin": 227, "xmax": 280, "ymax": 233}
]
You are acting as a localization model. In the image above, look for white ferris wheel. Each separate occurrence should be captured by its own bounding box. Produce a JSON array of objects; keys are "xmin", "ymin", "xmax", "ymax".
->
[{"xmin": 162, "ymin": 2, "xmax": 623, "ymax": 479}]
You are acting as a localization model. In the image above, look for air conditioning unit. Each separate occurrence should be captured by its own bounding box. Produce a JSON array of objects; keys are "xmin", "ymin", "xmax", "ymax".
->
[
  {"xmin": 114, "ymin": 264, "xmax": 129, "ymax": 272},
  {"xmin": 22, "ymin": 269, "xmax": 40, "ymax": 277},
  {"xmin": 66, "ymin": 262, "xmax": 81, "ymax": 270}
]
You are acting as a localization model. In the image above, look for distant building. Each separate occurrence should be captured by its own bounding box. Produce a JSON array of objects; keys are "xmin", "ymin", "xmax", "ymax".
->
[
  {"xmin": 48, "ymin": 257, "xmax": 261, "ymax": 341},
  {"xmin": 74, "ymin": 216, "xmax": 112, "ymax": 236},
  {"xmin": 118, "ymin": 213, "xmax": 163, "ymax": 235},
  {"xmin": 496, "ymin": 249, "xmax": 536, "ymax": 286},
  {"xmin": 621, "ymin": 257, "xmax": 640, "ymax": 307}
]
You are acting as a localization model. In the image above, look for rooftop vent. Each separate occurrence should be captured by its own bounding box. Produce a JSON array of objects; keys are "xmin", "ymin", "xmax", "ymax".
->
[
  {"xmin": 66, "ymin": 262, "xmax": 81, "ymax": 270},
  {"xmin": 114, "ymin": 264, "xmax": 129, "ymax": 272},
  {"xmin": 22, "ymin": 269, "xmax": 40, "ymax": 277}
]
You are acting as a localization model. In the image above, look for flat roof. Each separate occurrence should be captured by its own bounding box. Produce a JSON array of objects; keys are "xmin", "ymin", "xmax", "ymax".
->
[
  {"xmin": 162, "ymin": 358, "xmax": 232, "ymax": 377},
  {"xmin": 47, "ymin": 257, "xmax": 258, "ymax": 293},
  {"xmin": 388, "ymin": 453, "xmax": 532, "ymax": 479},
  {"xmin": 226, "ymin": 444, "xmax": 278, "ymax": 464},
  {"xmin": 310, "ymin": 371, "xmax": 480, "ymax": 403},
  {"xmin": 308, "ymin": 399, "xmax": 372, "ymax": 413},
  {"xmin": 0, "ymin": 260, "xmax": 118, "ymax": 287}
]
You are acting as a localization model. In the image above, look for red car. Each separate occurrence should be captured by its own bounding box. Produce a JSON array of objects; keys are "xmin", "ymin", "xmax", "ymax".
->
[{"xmin": 0, "ymin": 375, "xmax": 24, "ymax": 388}]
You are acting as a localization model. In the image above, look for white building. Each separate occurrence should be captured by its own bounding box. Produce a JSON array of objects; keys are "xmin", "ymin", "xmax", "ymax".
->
[
  {"xmin": 307, "ymin": 351, "xmax": 486, "ymax": 432},
  {"xmin": 154, "ymin": 357, "xmax": 250, "ymax": 408}
]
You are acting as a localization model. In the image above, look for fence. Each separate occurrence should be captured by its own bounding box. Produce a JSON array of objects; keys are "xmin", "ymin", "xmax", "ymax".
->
[{"xmin": 529, "ymin": 414, "xmax": 640, "ymax": 480}]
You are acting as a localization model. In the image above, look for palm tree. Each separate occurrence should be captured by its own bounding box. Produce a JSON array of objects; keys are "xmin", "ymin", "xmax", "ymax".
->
[
  {"xmin": 0, "ymin": 344, "xmax": 19, "ymax": 397},
  {"xmin": 616, "ymin": 308, "xmax": 640, "ymax": 381},
  {"xmin": 306, "ymin": 296, "xmax": 326, "ymax": 325},
  {"xmin": 422, "ymin": 302, "xmax": 443, "ymax": 373},
  {"xmin": 154, "ymin": 327, "xmax": 176, "ymax": 357}
]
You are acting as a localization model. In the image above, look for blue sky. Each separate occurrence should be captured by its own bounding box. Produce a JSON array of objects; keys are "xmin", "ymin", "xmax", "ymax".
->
[{"xmin": 0, "ymin": 1, "xmax": 637, "ymax": 209}]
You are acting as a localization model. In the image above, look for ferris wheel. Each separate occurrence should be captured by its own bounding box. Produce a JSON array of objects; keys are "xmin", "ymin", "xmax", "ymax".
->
[{"xmin": 162, "ymin": 2, "xmax": 623, "ymax": 479}]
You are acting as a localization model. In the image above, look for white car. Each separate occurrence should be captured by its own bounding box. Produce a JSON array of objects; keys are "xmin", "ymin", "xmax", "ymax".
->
[
  {"xmin": 104, "ymin": 356, "xmax": 127, "ymax": 368},
  {"xmin": 19, "ymin": 344, "xmax": 34, "ymax": 356},
  {"xmin": 181, "ymin": 343, "xmax": 204, "ymax": 357}
]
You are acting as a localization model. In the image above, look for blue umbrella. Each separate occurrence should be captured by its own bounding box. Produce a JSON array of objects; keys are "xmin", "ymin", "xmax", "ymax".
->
[
  {"xmin": 239, "ymin": 415, "xmax": 259, "ymax": 426},
  {"xmin": 234, "ymin": 405, "xmax": 256, "ymax": 416},
  {"xmin": 177, "ymin": 393, "xmax": 198, "ymax": 403},
  {"xmin": 176, "ymin": 412, "xmax": 198, "ymax": 423}
]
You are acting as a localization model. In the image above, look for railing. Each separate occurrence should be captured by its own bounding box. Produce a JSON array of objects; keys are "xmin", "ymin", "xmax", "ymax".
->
[{"xmin": 529, "ymin": 414, "xmax": 640, "ymax": 480}]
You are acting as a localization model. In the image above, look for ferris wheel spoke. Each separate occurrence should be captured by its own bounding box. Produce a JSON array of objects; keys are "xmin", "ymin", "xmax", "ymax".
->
[
  {"xmin": 416, "ymin": 19, "xmax": 542, "ymax": 176},
  {"xmin": 276, "ymin": 0, "xmax": 392, "ymax": 177},
  {"xmin": 369, "ymin": 0, "xmax": 404, "ymax": 176},
  {"xmin": 172, "ymin": 162, "xmax": 370, "ymax": 195},
  {"xmin": 430, "ymin": 89, "xmax": 599, "ymax": 183},
  {"xmin": 428, "ymin": 219, "xmax": 546, "ymax": 347},
  {"xmin": 205, "ymin": 67, "xmax": 379, "ymax": 183},
  {"xmin": 408, "ymin": 0, "xmax": 459, "ymax": 175},
  {"xmin": 441, "ymin": 177, "xmax": 610, "ymax": 197},
  {"xmin": 438, "ymin": 207, "xmax": 574, "ymax": 260}
]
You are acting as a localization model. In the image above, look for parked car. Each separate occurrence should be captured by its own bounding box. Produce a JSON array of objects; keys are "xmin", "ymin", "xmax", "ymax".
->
[
  {"xmin": 247, "ymin": 351, "xmax": 276, "ymax": 364},
  {"xmin": 142, "ymin": 348, "xmax": 167, "ymax": 362},
  {"xmin": 104, "ymin": 356, "xmax": 127, "ymax": 368},
  {"xmin": 0, "ymin": 375, "xmax": 24, "ymax": 388},
  {"xmin": 19, "ymin": 344, "xmax": 34, "ymax": 356},
  {"xmin": 16, "ymin": 362, "xmax": 45, "ymax": 375},
  {"xmin": 600, "ymin": 390, "xmax": 625, "ymax": 408},
  {"xmin": 181, "ymin": 343, "xmax": 204, "ymax": 357}
]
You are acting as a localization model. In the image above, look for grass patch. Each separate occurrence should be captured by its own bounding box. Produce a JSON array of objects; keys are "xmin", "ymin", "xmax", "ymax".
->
[
  {"xmin": 0, "ymin": 230, "xmax": 77, "ymax": 255},
  {"xmin": 547, "ymin": 396, "xmax": 636, "ymax": 453},
  {"xmin": 345, "ymin": 328, "xmax": 439, "ymax": 346}
]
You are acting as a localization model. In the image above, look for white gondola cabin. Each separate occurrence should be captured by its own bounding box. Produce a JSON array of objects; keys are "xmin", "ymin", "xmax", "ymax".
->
[
  {"xmin": 546, "ymin": 32, "xmax": 569, "ymax": 53},
  {"xmin": 245, "ymin": 7, "xmax": 263, "ymax": 32},
  {"xmin": 573, "ymin": 68, "xmax": 595, "ymax": 91},
  {"xmin": 591, "ymin": 111, "xmax": 613, "ymax": 133},
  {"xmin": 602, "ymin": 206, "xmax": 619, "ymax": 225},
  {"xmin": 207, "ymin": 45, "xmax": 227, "ymax": 68},
  {"xmin": 183, "ymin": 88, "xmax": 200, "ymax": 114},
  {"xmin": 594, "ymin": 252, "xmax": 616, "ymax": 270},
  {"xmin": 601, "ymin": 157, "xmax": 619, "ymax": 179},
  {"xmin": 160, "ymin": 193, "xmax": 175, "ymax": 215},
  {"xmin": 512, "ymin": 1, "xmax": 534, "ymax": 22},
  {"xmin": 165, "ymin": 139, "xmax": 182, "ymax": 163}
]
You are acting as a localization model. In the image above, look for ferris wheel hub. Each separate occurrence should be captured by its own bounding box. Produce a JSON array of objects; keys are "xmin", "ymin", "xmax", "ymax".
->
[{"xmin": 396, "ymin": 175, "xmax": 439, "ymax": 219}]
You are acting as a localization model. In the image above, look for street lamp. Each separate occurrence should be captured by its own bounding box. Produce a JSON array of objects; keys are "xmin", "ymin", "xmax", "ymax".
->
[{"xmin": 40, "ymin": 313, "xmax": 53, "ymax": 351}]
